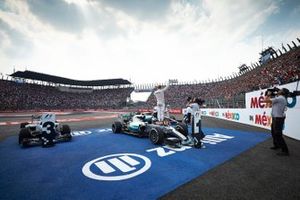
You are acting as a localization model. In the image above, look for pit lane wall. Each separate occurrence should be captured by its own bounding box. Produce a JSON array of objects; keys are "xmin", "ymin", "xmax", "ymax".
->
[{"xmin": 202, "ymin": 81, "xmax": 300, "ymax": 141}]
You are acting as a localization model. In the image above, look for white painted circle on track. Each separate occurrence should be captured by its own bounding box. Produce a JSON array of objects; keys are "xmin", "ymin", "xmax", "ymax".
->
[{"xmin": 82, "ymin": 153, "xmax": 151, "ymax": 181}]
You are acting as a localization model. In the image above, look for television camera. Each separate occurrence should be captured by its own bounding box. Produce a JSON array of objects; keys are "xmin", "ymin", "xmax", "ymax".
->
[
  {"xmin": 265, "ymin": 87, "xmax": 300, "ymax": 98},
  {"xmin": 187, "ymin": 97, "xmax": 205, "ymax": 106}
]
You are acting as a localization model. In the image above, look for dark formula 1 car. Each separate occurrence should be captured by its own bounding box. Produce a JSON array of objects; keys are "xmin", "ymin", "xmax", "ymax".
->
[
  {"xmin": 18, "ymin": 113, "xmax": 72, "ymax": 148},
  {"xmin": 112, "ymin": 112, "xmax": 203, "ymax": 148}
]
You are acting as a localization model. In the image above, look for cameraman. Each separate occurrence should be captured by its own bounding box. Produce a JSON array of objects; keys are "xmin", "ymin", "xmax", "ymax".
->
[{"xmin": 264, "ymin": 88, "xmax": 289, "ymax": 156}]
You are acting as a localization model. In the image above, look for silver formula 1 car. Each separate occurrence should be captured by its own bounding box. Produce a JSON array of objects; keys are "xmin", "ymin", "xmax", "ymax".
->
[
  {"xmin": 112, "ymin": 112, "xmax": 204, "ymax": 148},
  {"xmin": 18, "ymin": 113, "xmax": 72, "ymax": 148}
]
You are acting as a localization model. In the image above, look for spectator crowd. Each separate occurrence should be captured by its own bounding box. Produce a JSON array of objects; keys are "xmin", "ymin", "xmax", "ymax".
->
[
  {"xmin": 0, "ymin": 44, "xmax": 299, "ymax": 111},
  {"xmin": 0, "ymin": 80, "xmax": 133, "ymax": 111},
  {"xmin": 146, "ymin": 46, "xmax": 300, "ymax": 108}
]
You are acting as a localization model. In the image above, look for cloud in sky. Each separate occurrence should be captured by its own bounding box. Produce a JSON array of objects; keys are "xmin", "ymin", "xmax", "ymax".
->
[
  {"xmin": 27, "ymin": 0, "xmax": 85, "ymax": 33},
  {"xmin": 0, "ymin": 0, "xmax": 299, "ymax": 84}
]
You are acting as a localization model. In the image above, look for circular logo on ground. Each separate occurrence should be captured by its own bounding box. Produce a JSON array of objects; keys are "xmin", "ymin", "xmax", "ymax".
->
[{"xmin": 82, "ymin": 153, "xmax": 151, "ymax": 181}]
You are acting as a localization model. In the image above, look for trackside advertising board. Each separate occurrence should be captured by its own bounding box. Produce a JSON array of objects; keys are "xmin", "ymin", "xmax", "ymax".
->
[
  {"xmin": 202, "ymin": 81, "xmax": 300, "ymax": 140},
  {"xmin": 245, "ymin": 81, "xmax": 300, "ymax": 109}
]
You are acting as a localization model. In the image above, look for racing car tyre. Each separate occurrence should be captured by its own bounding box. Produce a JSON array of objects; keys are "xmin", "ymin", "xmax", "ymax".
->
[
  {"xmin": 61, "ymin": 125, "xmax": 72, "ymax": 141},
  {"xmin": 19, "ymin": 128, "xmax": 31, "ymax": 147},
  {"xmin": 20, "ymin": 122, "xmax": 29, "ymax": 129},
  {"xmin": 112, "ymin": 121, "xmax": 122, "ymax": 133},
  {"xmin": 61, "ymin": 125, "xmax": 71, "ymax": 135},
  {"xmin": 175, "ymin": 123, "xmax": 189, "ymax": 136},
  {"xmin": 149, "ymin": 128, "xmax": 164, "ymax": 145}
]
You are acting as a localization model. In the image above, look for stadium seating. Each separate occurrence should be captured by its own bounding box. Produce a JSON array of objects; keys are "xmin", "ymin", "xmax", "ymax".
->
[
  {"xmin": 0, "ymin": 43, "xmax": 299, "ymax": 111},
  {"xmin": 0, "ymin": 80, "xmax": 133, "ymax": 111},
  {"xmin": 145, "ymin": 46, "xmax": 300, "ymax": 109}
]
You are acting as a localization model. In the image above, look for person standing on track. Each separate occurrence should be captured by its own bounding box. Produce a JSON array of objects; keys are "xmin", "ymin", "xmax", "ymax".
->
[
  {"xmin": 264, "ymin": 88, "xmax": 289, "ymax": 156},
  {"xmin": 154, "ymin": 82, "xmax": 170, "ymax": 122},
  {"xmin": 189, "ymin": 97, "xmax": 201, "ymax": 114}
]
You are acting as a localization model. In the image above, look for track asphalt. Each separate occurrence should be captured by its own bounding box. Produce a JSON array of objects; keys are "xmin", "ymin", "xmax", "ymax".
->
[{"xmin": 0, "ymin": 111, "xmax": 299, "ymax": 199}]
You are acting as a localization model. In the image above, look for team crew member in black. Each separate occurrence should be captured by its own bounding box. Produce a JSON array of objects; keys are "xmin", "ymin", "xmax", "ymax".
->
[{"xmin": 264, "ymin": 88, "xmax": 289, "ymax": 156}]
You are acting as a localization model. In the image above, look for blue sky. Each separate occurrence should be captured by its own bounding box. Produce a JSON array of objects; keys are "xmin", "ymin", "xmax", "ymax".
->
[{"xmin": 0, "ymin": 0, "xmax": 299, "ymax": 84}]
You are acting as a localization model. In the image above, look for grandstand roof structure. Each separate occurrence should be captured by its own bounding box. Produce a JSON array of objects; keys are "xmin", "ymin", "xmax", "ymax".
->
[{"xmin": 10, "ymin": 70, "xmax": 131, "ymax": 86}]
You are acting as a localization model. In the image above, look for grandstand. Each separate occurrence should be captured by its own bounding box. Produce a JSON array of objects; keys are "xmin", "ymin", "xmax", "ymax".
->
[
  {"xmin": 0, "ymin": 38, "xmax": 299, "ymax": 111},
  {"xmin": 9, "ymin": 70, "xmax": 131, "ymax": 88},
  {"xmin": 144, "ymin": 38, "xmax": 300, "ymax": 109},
  {"xmin": 0, "ymin": 71, "xmax": 133, "ymax": 111}
]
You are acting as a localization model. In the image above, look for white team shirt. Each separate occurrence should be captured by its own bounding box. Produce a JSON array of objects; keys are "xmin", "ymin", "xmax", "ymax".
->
[
  {"xmin": 154, "ymin": 84, "xmax": 169, "ymax": 105},
  {"xmin": 189, "ymin": 103, "xmax": 200, "ymax": 114}
]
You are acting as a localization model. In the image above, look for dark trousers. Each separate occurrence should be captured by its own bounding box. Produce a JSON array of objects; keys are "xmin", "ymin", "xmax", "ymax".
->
[{"xmin": 271, "ymin": 117, "xmax": 289, "ymax": 153}]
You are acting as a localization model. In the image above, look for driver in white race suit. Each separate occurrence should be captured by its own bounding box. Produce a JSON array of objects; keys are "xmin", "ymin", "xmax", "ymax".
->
[{"xmin": 154, "ymin": 82, "xmax": 170, "ymax": 122}]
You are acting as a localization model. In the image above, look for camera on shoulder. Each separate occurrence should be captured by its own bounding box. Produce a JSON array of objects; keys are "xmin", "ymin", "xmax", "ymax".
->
[
  {"xmin": 265, "ymin": 87, "xmax": 280, "ymax": 98},
  {"xmin": 195, "ymin": 98, "xmax": 205, "ymax": 106},
  {"xmin": 265, "ymin": 87, "xmax": 300, "ymax": 98}
]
